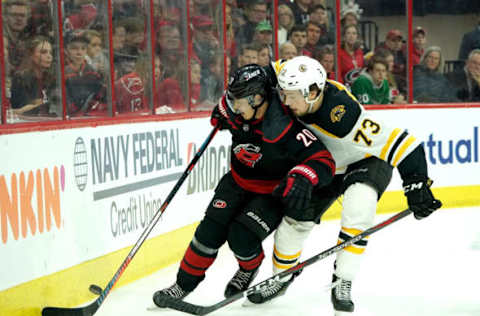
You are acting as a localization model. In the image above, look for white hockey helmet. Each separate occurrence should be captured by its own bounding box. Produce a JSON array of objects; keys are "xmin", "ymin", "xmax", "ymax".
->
[{"xmin": 276, "ymin": 56, "xmax": 327, "ymax": 112}]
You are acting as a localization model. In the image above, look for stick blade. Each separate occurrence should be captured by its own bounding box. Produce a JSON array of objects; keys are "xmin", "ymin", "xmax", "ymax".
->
[{"xmin": 42, "ymin": 302, "xmax": 98, "ymax": 316}]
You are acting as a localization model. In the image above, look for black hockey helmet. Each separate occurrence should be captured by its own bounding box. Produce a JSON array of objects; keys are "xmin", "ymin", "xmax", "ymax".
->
[{"xmin": 227, "ymin": 64, "xmax": 269, "ymax": 101}]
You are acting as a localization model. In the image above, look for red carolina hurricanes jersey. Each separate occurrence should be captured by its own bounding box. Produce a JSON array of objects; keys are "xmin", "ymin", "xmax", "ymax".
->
[
  {"xmin": 115, "ymin": 72, "xmax": 147, "ymax": 113},
  {"xmin": 219, "ymin": 91, "xmax": 335, "ymax": 194}
]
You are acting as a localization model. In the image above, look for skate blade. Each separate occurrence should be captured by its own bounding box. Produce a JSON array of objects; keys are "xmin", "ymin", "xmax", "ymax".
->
[
  {"xmin": 241, "ymin": 298, "xmax": 274, "ymax": 307},
  {"xmin": 146, "ymin": 303, "xmax": 163, "ymax": 311},
  {"xmin": 334, "ymin": 311, "xmax": 353, "ymax": 316}
]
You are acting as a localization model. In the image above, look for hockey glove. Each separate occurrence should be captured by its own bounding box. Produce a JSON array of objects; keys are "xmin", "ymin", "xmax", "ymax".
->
[
  {"xmin": 210, "ymin": 104, "xmax": 230, "ymax": 130},
  {"xmin": 403, "ymin": 175, "xmax": 442, "ymax": 220},
  {"xmin": 273, "ymin": 165, "xmax": 318, "ymax": 211}
]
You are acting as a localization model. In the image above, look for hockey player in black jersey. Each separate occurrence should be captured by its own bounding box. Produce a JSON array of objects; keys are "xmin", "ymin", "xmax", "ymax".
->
[
  {"xmin": 247, "ymin": 56, "xmax": 442, "ymax": 315},
  {"xmin": 152, "ymin": 64, "xmax": 336, "ymax": 308}
]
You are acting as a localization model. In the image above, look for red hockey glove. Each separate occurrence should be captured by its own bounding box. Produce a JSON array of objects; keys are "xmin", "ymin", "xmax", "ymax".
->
[
  {"xmin": 273, "ymin": 165, "xmax": 318, "ymax": 211},
  {"xmin": 403, "ymin": 175, "xmax": 442, "ymax": 220}
]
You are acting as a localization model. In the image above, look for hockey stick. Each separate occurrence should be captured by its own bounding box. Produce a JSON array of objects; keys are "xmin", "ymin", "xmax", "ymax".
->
[
  {"xmin": 160, "ymin": 208, "xmax": 413, "ymax": 315},
  {"xmin": 42, "ymin": 126, "xmax": 220, "ymax": 316}
]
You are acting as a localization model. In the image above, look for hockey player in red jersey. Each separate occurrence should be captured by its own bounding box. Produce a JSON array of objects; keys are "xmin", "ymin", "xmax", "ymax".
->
[
  {"xmin": 152, "ymin": 64, "xmax": 336, "ymax": 307},
  {"xmin": 247, "ymin": 56, "xmax": 442, "ymax": 315}
]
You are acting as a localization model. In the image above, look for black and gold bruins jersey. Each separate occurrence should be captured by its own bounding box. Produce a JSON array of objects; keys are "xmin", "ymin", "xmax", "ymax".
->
[{"xmin": 299, "ymin": 79, "xmax": 420, "ymax": 174}]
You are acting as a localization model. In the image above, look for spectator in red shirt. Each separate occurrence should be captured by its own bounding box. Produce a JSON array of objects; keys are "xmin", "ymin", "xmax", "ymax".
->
[
  {"xmin": 115, "ymin": 54, "xmax": 150, "ymax": 114},
  {"xmin": 412, "ymin": 26, "xmax": 426, "ymax": 66},
  {"xmin": 338, "ymin": 24, "xmax": 364, "ymax": 82}
]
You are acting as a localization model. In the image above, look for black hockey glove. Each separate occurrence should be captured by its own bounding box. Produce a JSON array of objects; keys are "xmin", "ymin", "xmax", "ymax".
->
[
  {"xmin": 273, "ymin": 166, "xmax": 318, "ymax": 211},
  {"xmin": 403, "ymin": 175, "xmax": 442, "ymax": 220},
  {"xmin": 210, "ymin": 104, "xmax": 230, "ymax": 130}
]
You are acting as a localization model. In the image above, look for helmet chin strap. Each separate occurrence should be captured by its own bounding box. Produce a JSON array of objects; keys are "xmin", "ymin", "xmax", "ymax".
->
[
  {"xmin": 304, "ymin": 90, "xmax": 321, "ymax": 114},
  {"xmin": 245, "ymin": 95, "xmax": 265, "ymax": 122}
]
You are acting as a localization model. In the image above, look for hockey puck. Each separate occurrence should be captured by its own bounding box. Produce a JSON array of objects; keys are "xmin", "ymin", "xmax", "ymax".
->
[{"xmin": 89, "ymin": 284, "xmax": 103, "ymax": 295}]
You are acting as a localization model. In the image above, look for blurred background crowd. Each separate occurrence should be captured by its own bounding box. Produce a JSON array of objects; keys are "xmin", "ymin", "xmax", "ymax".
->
[{"xmin": 1, "ymin": 0, "xmax": 480, "ymax": 123}]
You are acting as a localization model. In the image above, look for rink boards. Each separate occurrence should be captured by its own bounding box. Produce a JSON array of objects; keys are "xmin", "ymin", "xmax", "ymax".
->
[{"xmin": 0, "ymin": 107, "xmax": 479, "ymax": 315}]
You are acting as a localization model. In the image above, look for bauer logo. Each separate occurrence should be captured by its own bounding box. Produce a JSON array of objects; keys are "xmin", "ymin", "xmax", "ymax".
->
[
  {"xmin": 213, "ymin": 199, "xmax": 227, "ymax": 208},
  {"xmin": 424, "ymin": 126, "xmax": 478, "ymax": 165},
  {"xmin": 0, "ymin": 166, "xmax": 66, "ymax": 244}
]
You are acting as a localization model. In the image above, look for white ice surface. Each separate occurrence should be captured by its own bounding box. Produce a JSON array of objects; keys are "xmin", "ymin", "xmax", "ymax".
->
[{"xmin": 91, "ymin": 207, "xmax": 480, "ymax": 316}]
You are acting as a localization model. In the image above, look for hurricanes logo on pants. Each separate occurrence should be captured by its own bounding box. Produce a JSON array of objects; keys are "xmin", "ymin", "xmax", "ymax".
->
[{"xmin": 233, "ymin": 144, "xmax": 263, "ymax": 168}]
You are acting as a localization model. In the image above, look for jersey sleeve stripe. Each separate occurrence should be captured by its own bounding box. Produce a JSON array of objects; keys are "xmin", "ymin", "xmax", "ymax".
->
[
  {"xmin": 392, "ymin": 135, "xmax": 417, "ymax": 167},
  {"xmin": 380, "ymin": 128, "xmax": 402, "ymax": 160},
  {"xmin": 387, "ymin": 131, "xmax": 408, "ymax": 164},
  {"xmin": 311, "ymin": 123, "xmax": 340, "ymax": 138}
]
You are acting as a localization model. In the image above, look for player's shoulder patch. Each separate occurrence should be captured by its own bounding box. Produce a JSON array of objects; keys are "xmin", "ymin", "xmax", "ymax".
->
[{"xmin": 330, "ymin": 105, "xmax": 346, "ymax": 123}]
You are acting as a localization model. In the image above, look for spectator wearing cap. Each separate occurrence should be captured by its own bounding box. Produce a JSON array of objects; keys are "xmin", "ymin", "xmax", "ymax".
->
[
  {"xmin": 447, "ymin": 49, "xmax": 480, "ymax": 102},
  {"xmin": 458, "ymin": 14, "xmax": 480, "ymax": 60},
  {"xmin": 376, "ymin": 29, "xmax": 407, "ymax": 94},
  {"xmin": 192, "ymin": 15, "xmax": 219, "ymax": 69},
  {"xmin": 412, "ymin": 26, "xmax": 426, "ymax": 66},
  {"xmin": 309, "ymin": 4, "xmax": 335, "ymax": 46},
  {"xmin": 304, "ymin": 21, "xmax": 323, "ymax": 56},
  {"xmin": 288, "ymin": 0, "xmax": 311, "ymax": 25},
  {"xmin": 289, "ymin": 24, "xmax": 311, "ymax": 57},
  {"xmin": 3, "ymin": 0, "xmax": 31, "ymax": 70},
  {"xmin": 413, "ymin": 46, "xmax": 458, "ymax": 103},
  {"xmin": 64, "ymin": 30, "xmax": 106, "ymax": 117},
  {"xmin": 235, "ymin": 1, "xmax": 268, "ymax": 46},
  {"xmin": 279, "ymin": 42, "xmax": 297, "ymax": 60},
  {"xmin": 278, "ymin": 5, "xmax": 295, "ymax": 46},
  {"xmin": 338, "ymin": 24, "xmax": 364, "ymax": 82},
  {"xmin": 10, "ymin": 36, "xmax": 57, "ymax": 117},
  {"xmin": 252, "ymin": 20, "xmax": 273, "ymax": 56},
  {"xmin": 64, "ymin": 1, "xmax": 98, "ymax": 31}
]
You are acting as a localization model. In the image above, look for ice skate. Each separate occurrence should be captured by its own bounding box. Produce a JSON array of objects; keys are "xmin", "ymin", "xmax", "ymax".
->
[
  {"xmin": 153, "ymin": 283, "xmax": 191, "ymax": 308},
  {"xmin": 224, "ymin": 267, "xmax": 259, "ymax": 298},
  {"xmin": 246, "ymin": 270, "xmax": 301, "ymax": 304},
  {"xmin": 331, "ymin": 274, "xmax": 354, "ymax": 313}
]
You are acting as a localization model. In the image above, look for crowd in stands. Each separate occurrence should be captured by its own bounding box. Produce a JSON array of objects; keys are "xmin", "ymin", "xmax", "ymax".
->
[{"xmin": 2, "ymin": 0, "xmax": 480, "ymax": 123}]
